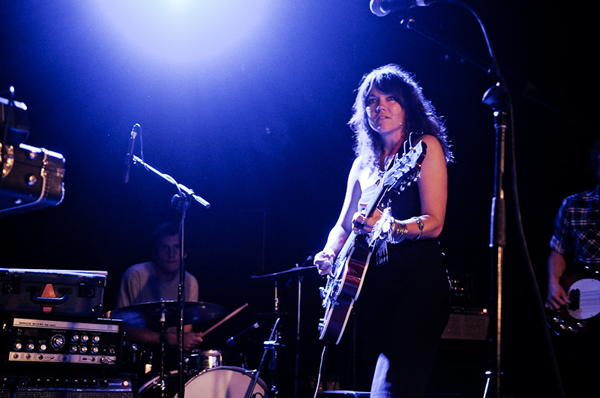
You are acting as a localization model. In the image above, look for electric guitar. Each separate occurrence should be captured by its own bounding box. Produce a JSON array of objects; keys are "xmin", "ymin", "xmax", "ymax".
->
[
  {"xmin": 547, "ymin": 266, "xmax": 600, "ymax": 335},
  {"xmin": 318, "ymin": 141, "xmax": 427, "ymax": 344}
]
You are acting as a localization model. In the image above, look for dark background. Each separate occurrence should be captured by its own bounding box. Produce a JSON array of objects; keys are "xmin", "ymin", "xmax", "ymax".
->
[{"xmin": 0, "ymin": 1, "xmax": 597, "ymax": 397}]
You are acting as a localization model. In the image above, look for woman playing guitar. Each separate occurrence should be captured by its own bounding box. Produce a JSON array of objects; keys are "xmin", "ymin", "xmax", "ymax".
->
[{"xmin": 314, "ymin": 64, "xmax": 453, "ymax": 398}]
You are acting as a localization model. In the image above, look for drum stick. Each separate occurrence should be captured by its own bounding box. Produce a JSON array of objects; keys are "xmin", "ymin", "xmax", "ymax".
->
[{"xmin": 200, "ymin": 302, "xmax": 249, "ymax": 337}]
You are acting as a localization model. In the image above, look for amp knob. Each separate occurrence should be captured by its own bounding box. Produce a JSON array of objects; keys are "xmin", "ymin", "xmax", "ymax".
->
[{"xmin": 51, "ymin": 334, "xmax": 66, "ymax": 350}]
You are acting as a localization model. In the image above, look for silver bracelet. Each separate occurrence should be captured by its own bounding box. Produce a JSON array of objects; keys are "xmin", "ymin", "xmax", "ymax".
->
[
  {"xmin": 388, "ymin": 219, "xmax": 407, "ymax": 244},
  {"xmin": 411, "ymin": 217, "xmax": 424, "ymax": 241}
]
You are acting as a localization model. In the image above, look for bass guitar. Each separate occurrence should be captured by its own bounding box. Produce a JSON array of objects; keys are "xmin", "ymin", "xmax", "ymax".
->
[
  {"xmin": 548, "ymin": 266, "xmax": 600, "ymax": 335},
  {"xmin": 318, "ymin": 141, "xmax": 427, "ymax": 344}
]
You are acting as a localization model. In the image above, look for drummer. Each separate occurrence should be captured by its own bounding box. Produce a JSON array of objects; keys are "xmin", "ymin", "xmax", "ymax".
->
[{"xmin": 115, "ymin": 222, "xmax": 204, "ymax": 351}]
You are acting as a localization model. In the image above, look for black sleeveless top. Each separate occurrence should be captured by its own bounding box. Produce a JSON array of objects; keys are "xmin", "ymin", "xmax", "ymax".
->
[{"xmin": 358, "ymin": 157, "xmax": 446, "ymax": 295}]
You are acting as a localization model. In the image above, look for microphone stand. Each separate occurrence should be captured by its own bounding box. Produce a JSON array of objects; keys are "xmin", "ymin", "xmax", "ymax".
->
[
  {"xmin": 482, "ymin": 84, "xmax": 508, "ymax": 398},
  {"xmin": 390, "ymin": 7, "xmax": 568, "ymax": 394},
  {"xmin": 295, "ymin": 263, "xmax": 302, "ymax": 398},
  {"xmin": 131, "ymin": 155, "xmax": 210, "ymax": 398},
  {"xmin": 244, "ymin": 318, "xmax": 282, "ymax": 398},
  {"xmin": 398, "ymin": 2, "xmax": 511, "ymax": 396}
]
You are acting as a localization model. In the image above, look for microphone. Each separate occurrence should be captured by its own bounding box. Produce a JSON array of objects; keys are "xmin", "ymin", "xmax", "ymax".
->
[
  {"xmin": 369, "ymin": 0, "xmax": 435, "ymax": 17},
  {"xmin": 301, "ymin": 255, "xmax": 314, "ymax": 267},
  {"xmin": 226, "ymin": 323, "xmax": 260, "ymax": 348},
  {"xmin": 122, "ymin": 123, "xmax": 141, "ymax": 184}
]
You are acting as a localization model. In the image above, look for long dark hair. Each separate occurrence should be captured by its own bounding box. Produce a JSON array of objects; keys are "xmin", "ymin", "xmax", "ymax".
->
[{"xmin": 348, "ymin": 64, "xmax": 452, "ymax": 170}]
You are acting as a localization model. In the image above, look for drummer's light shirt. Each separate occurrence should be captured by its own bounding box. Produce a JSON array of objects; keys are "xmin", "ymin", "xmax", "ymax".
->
[{"xmin": 115, "ymin": 261, "xmax": 199, "ymax": 309}]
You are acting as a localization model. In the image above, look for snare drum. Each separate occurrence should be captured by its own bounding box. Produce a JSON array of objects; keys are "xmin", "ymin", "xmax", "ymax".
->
[
  {"xmin": 185, "ymin": 350, "xmax": 223, "ymax": 375},
  {"xmin": 175, "ymin": 366, "xmax": 269, "ymax": 398}
]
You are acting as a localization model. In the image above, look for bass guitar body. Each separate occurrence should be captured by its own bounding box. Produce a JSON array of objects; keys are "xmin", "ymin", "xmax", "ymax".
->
[{"xmin": 548, "ymin": 266, "xmax": 600, "ymax": 335}]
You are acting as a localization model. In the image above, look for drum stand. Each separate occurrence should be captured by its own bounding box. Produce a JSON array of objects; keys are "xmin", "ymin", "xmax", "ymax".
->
[
  {"xmin": 158, "ymin": 301, "xmax": 168, "ymax": 397},
  {"xmin": 140, "ymin": 301, "xmax": 171, "ymax": 398},
  {"xmin": 244, "ymin": 318, "xmax": 282, "ymax": 398},
  {"xmin": 250, "ymin": 256, "xmax": 314, "ymax": 398}
]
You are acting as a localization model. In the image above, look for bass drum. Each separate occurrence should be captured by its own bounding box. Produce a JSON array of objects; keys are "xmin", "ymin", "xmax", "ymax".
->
[
  {"xmin": 175, "ymin": 366, "xmax": 269, "ymax": 398},
  {"xmin": 138, "ymin": 371, "xmax": 179, "ymax": 398}
]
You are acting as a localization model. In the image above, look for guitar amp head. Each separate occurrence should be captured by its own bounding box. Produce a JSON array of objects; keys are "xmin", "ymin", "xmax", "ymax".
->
[{"xmin": 0, "ymin": 313, "xmax": 123, "ymax": 369}]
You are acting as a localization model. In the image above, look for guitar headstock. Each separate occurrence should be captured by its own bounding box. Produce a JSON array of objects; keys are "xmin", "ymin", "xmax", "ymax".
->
[{"xmin": 382, "ymin": 140, "xmax": 427, "ymax": 192}]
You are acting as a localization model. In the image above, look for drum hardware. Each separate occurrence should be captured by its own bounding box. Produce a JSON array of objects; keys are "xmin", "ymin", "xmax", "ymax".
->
[
  {"xmin": 168, "ymin": 323, "xmax": 280, "ymax": 398},
  {"xmin": 250, "ymin": 255, "xmax": 314, "ymax": 398},
  {"xmin": 158, "ymin": 301, "xmax": 168, "ymax": 397},
  {"xmin": 139, "ymin": 370, "xmax": 179, "ymax": 398},
  {"xmin": 107, "ymin": 301, "xmax": 225, "ymax": 331},
  {"xmin": 246, "ymin": 317, "xmax": 282, "ymax": 398},
  {"xmin": 122, "ymin": 341, "xmax": 154, "ymax": 375},
  {"xmin": 111, "ymin": 302, "xmax": 249, "ymax": 397}
]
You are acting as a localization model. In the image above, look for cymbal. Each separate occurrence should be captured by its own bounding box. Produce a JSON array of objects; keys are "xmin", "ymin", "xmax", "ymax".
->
[
  {"xmin": 108, "ymin": 301, "xmax": 224, "ymax": 330},
  {"xmin": 245, "ymin": 311, "xmax": 294, "ymax": 320},
  {"xmin": 250, "ymin": 265, "xmax": 316, "ymax": 280}
]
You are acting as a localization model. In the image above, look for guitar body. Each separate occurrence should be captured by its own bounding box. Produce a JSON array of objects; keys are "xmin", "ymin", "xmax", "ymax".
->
[
  {"xmin": 548, "ymin": 266, "xmax": 600, "ymax": 334},
  {"xmin": 319, "ymin": 234, "xmax": 372, "ymax": 344},
  {"xmin": 318, "ymin": 141, "xmax": 427, "ymax": 345}
]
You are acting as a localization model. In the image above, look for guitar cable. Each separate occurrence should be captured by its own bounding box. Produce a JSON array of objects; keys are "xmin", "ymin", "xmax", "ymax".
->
[{"xmin": 312, "ymin": 344, "xmax": 329, "ymax": 398}]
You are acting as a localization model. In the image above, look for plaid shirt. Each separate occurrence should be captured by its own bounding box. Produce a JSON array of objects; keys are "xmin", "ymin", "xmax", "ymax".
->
[{"xmin": 550, "ymin": 184, "xmax": 600, "ymax": 268}]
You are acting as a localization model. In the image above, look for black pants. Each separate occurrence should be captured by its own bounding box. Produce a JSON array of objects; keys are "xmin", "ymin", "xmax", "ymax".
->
[{"xmin": 356, "ymin": 269, "xmax": 450, "ymax": 398}]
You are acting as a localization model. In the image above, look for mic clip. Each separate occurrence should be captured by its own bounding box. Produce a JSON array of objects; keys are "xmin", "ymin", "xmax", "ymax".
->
[{"xmin": 263, "ymin": 340, "xmax": 283, "ymax": 350}]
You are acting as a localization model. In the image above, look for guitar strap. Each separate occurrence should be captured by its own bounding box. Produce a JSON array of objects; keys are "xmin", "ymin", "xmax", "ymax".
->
[
  {"xmin": 373, "ymin": 135, "xmax": 421, "ymax": 267},
  {"xmin": 374, "ymin": 144, "xmax": 404, "ymax": 268}
]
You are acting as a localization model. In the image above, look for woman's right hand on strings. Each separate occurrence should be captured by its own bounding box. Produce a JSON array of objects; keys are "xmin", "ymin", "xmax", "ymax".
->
[{"xmin": 314, "ymin": 249, "xmax": 336, "ymax": 276}]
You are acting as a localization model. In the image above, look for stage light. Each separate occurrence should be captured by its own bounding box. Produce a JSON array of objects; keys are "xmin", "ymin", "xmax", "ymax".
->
[{"xmin": 91, "ymin": 0, "xmax": 274, "ymax": 66}]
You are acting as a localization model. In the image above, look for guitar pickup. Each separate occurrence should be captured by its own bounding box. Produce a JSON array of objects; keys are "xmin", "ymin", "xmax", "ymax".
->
[{"xmin": 568, "ymin": 289, "xmax": 580, "ymax": 311}]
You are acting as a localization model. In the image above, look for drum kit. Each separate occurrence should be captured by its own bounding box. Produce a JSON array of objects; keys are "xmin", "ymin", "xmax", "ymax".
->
[
  {"xmin": 113, "ymin": 125, "xmax": 319, "ymax": 398},
  {"xmin": 107, "ymin": 299, "xmax": 283, "ymax": 398}
]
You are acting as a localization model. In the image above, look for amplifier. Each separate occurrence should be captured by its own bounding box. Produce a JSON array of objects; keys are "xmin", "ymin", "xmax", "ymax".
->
[
  {"xmin": 0, "ymin": 374, "xmax": 134, "ymax": 398},
  {"xmin": 0, "ymin": 268, "xmax": 106, "ymax": 317},
  {"xmin": 441, "ymin": 307, "xmax": 489, "ymax": 341},
  {"xmin": 1, "ymin": 314, "xmax": 123, "ymax": 369}
]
